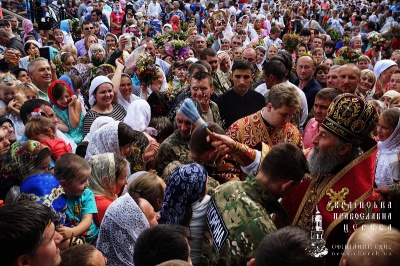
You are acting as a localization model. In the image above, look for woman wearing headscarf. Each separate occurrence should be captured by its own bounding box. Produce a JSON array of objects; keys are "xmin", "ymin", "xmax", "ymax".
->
[
  {"xmin": 83, "ymin": 76, "xmax": 126, "ymax": 136},
  {"xmin": 88, "ymin": 153, "xmax": 128, "ymax": 226},
  {"xmin": 76, "ymin": 116, "xmax": 114, "ymax": 158},
  {"xmin": 159, "ymin": 163, "xmax": 209, "ymax": 265},
  {"xmin": 70, "ymin": 63, "xmax": 92, "ymax": 112},
  {"xmin": 84, "ymin": 120, "xmax": 155, "ymax": 174},
  {"xmin": 124, "ymin": 99, "xmax": 157, "ymax": 143},
  {"xmin": 59, "ymin": 19, "xmax": 74, "ymax": 45},
  {"xmin": 18, "ymin": 40, "xmax": 41, "ymax": 70},
  {"xmin": 1, "ymin": 140, "xmax": 52, "ymax": 200},
  {"xmin": 169, "ymin": 15, "xmax": 180, "ymax": 32},
  {"xmin": 96, "ymin": 191, "xmax": 157, "ymax": 266},
  {"xmin": 110, "ymin": 1, "xmax": 125, "ymax": 35},
  {"xmin": 22, "ymin": 18, "xmax": 41, "ymax": 43},
  {"xmin": 19, "ymin": 173, "xmax": 67, "ymax": 227},
  {"xmin": 374, "ymin": 59, "xmax": 398, "ymax": 99}
]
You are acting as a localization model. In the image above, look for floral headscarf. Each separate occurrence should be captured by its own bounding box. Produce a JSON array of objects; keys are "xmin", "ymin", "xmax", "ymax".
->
[
  {"xmin": 3, "ymin": 141, "xmax": 50, "ymax": 182},
  {"xmin": 48, "ymin": 80, "xmax": 74, "ymax": 110},
  {"xmin": 88, "ymin": 153, "xmax": 118, "ymax": 200},
  {"xmin": 20, "ymin": 173, "xmax": 67, "ymax": 226},
  {"xmin": 70, "ymin": 63, "xmax": 91, "ymax": 91},
  {"xmin": 159, "ymin": 163, "xmax": 207, "ymax": 225}
]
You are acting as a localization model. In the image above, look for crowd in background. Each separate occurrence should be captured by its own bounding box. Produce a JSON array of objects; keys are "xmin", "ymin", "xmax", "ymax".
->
[{"xmin": 1, "ymin": 0, "xmax": 400, "ymax": 266}]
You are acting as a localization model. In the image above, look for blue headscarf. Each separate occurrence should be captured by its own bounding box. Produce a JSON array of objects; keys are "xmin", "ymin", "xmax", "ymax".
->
[
  {"xmin": 159, "ymin": 163, "xmax": 207, "ymax": 225},
  {"xmin": 20, "ymin": 173, "xmax": 67, "ymax": 226},
  {"xmin": 59, "ymin": 74, "xmax": 76, "ymax": 94},
  {"xmin": 60, "ymin": 19, "xmax": 70, "ymax": 33}
]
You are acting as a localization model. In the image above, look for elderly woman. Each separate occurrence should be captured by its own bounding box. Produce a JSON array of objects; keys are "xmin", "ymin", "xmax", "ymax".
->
[
  {"xmin": 217, "ymin": 51, "xmax": 232, "ymax": 73},
  {"xmin": 374, "ymin": 59, "xmax": 398, "ymax": 99},
  {"xmin": 355, "ymin": 69, "xmax": 377, "ymax": 101},
  {"xmin": 88, "ymin": 153, "xmax": 128, "ymax": 226},
  {"xmin": 159, "ymin": 163, "xmax": 209, "ymax": 265},
  {"xmin": 83, "ymin": 76, "xmax": 126, "ymax": 136}
]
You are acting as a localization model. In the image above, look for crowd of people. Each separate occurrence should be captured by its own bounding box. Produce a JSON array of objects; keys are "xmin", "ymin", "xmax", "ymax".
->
[{"xmin": 1, "ymin": 0, "xmax": 400, "ymax": 265}]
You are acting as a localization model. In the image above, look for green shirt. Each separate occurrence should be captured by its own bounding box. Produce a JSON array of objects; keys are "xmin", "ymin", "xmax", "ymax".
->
[{"xmin": 201, "ymin": 174, "xmax": 288, "ymax": 265}]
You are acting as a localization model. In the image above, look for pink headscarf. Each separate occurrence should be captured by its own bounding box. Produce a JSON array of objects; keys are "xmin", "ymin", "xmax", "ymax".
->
[
  {"xmin": 22, "ymin": 19, "xmax": 34, "ymax": 41},
  {"xmin": 169, "ymin": 15, "xmax": 180, "ymax": 32}
]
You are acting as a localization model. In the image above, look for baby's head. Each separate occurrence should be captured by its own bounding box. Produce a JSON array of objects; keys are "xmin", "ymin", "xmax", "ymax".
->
[
  {"xmin": 0, "ymin": 73, "xmax": 19, "ymax": 104},
  {"xmin": 25, "ymin": 116, "xmax": 56, "ymax": 142},
  {"xmin": 55, "ymin": 153, "xmax": 91, "ymax": 197}
]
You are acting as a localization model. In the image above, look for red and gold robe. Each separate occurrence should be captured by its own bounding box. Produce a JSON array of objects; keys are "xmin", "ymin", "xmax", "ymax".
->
[
  {"xmin": 221, "ymin": 111, "xmax": 303, "ymax": 181},
  {"xmin": 278, "ymin": 139, "xmax": 380, "ymax": 266}
]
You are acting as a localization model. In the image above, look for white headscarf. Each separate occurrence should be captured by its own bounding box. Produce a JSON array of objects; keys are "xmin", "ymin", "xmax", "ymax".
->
[
  {"xmin": 124, "ymin": 99, "xmax": 156, "ymax": 133},
  {"xmin": 374, "ymin": 59, "xmax": 397, "ymax": 79},
  {"xmin": 83, "ymin": 116, "xmax": 115, "ymax": 142},
  {"xmin": 85, "ymin": 120, "xmax": 120, "ymax": 160},
  {"xmin": 375, "ymin": 116, "xmax": 400, "ymax": 187},
  {"xmin": 96, "ymin": 193, "xmax": 149, "ymax": 266},
  {"xmin": 89, "ymin": 76, "xmax": 113, "ymax": 107}
]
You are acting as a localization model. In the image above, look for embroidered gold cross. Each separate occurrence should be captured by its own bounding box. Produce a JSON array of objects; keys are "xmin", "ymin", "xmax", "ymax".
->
[{"xmin": 326, "ymin": 188, "xmax": 350, "ymax": 212}]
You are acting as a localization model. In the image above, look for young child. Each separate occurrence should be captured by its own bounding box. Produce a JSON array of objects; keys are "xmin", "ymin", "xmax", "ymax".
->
[
  {"xmin": 48, "ymin": 80, "xmax": 84, "ymax": 144},
  {"xmin": 55, "ymin": 153, "xmax": 99, "ymax": 244},
  {"xmin": 19, "ymin": 82, "xmax": 40, "ymax": 100},
  {"xmin": 350, "ymin": 36, "xmax": 363, "ymax": 50},
  {"xmin": 25, "ymin": 115, "xmax": 72, "ymax": 161},
  {"xmin": 263, "ymin": 26, "xmax": 283, "ymax": 50},
  {"xmin": 53, "ymin": 28, "xmax": 65, "ymax": 50},
  {"xmin": 0, "ymin": 73, "xmax": 26, "ymax": 140}
]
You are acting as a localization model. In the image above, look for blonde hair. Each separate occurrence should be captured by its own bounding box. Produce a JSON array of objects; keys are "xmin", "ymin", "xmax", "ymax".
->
[
  {"xmin": 128, "ymin": 172, "xmax": 165, "ymax": 211},
  {"xmin": 390, "ymin": 95, "xmax": 400, "ymax": 107},
  {"xmin": 25, "ymin": 116, "xmax": 56, "ymax": 140},
  {"xmin": 0, "ymin": 72, "xmax": 19, "ymax": 93},
  {"xmin": 343, "ymin": 224, "xmax": 400, "ymax": 266},
  {"xmin": 19, "ymin": 82, "xmax": 40, "ymax": 99},
  {"xmin": 360, "ymin": 69, "xmax": 377, "ymax": 88},
  {"xmin": 359, "ymin": 55, "xmax": 371, "ymax": 64},
  {"xmin": 61, "ymin": 44, "xmax": 78, "ymax": 56}
]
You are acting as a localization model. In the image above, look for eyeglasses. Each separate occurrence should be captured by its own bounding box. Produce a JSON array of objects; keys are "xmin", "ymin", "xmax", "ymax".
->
[{"xmin": 84, "ymin": 27, "xmax": 94, "ymax": 30}]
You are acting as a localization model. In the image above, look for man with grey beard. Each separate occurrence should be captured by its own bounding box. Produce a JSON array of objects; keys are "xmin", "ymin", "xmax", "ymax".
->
[{"xmin": 278, "ymin": 94, "xmax": 381, "ymax": 266}]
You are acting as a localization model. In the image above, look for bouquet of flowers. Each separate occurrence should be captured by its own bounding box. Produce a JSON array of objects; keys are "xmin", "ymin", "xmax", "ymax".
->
[
  {"xmin": 52, "ymin": 54, "xmax": 67, "ymax": 77},
  {"xmin": 126, "ymin": 25, "xmax": 141, "ymax": 38},
  {"xmin": 335, "ymin": 47, "xmax": 361, "ymax": 65},
  {"xmin": 368, "ymin": 32, "xmax": 385, "ymax": 52},
  {"xmin": 91, "ymin": 50, "xmax": 107, "ymax": 67},
  {"xmin": 327, "ymin": 28, "xmax": 341, "ymax": 43},
  {"xmin": 165, "ymin": 40, "xmax": 191, "ymax": 59},
  {"xmin": 90, "ymin": 64, "xmax": 115, "ymax": 79},
  {"xmin": 282, "ymin": 33, "xmax": 301, "ymax": 53},
  {"xmin": 28, "ymin": 48, "xmax": 40, "ymax": 61},
  {"xmin": 132, "ymin": 53, "xmax": 158, "ymax": 86}
]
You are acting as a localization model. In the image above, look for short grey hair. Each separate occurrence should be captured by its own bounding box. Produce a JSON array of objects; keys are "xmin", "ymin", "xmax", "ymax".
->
[{"xmin": 28, "ymin": 57, "xmax": 49, "ymax": 74}]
